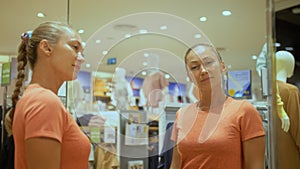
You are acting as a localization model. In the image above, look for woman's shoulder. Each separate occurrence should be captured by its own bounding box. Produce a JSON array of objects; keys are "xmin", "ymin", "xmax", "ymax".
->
[{"xmin": 22, "ymin": 84, "xmax": 61, "ymax": 106}]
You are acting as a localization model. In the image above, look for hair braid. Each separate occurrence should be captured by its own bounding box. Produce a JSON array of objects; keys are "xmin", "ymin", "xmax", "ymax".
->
[{"xmin": 5, "ymin": 42, "xmax": 28, "ymax": 136}]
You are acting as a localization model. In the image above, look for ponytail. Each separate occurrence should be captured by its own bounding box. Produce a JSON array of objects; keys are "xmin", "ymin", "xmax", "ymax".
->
[{"xmin": 4, "ymin": 34, "xmax": 29, "ymax": 136}]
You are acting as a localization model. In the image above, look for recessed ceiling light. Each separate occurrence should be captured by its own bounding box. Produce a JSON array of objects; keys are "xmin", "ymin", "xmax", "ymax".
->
[
  {"xmin": 222, "ymin": 10, "xmax": 232, "ymax": 16},
  {"xmin": 124, "ymin": 34, "xmax": 132, "ymax": 38},
  {"xmin": 160, "ymin": 25, "xmax": 168, "ymax": 30},
  {"xmin": 194, "ymin": 34, "xmax": 202, "ymax": 39},
  {"xmin": 82, "ymin": 42, "xmax": 86, "ymax": 47},
  {"xmin": 285, "ymin": 47, "xmax": 294, "ymax": 51},
  {"xmin": 144, "ymin": 53, "xmax": 149, "ymax": 57},
  {"xmin": 143, "ymin": 62, "xmax": 148, "ymax": 66},
  {"xmin": 274, "ymin": 42, "xmax": 281, "ymax": 47},
  {"xmin": 85, "ymin": 63, "xmax": 91, "ymax": 68},
  {"xmin": 142, "ymin": 71, "xmax": 147, "ymax": 76},
  {"xmin": 37, "ymin": 12, "xmax": 45, "ymax": 18},
  {"xmin": 102, "ymin": 50, "xmax": 108, "ymax": 55},
  {"xmin": 252, "ymin": 55, "xmax": 257, "ymax": 60},
  {"xmin": 78, "ymin": 29, "xmax": 84, "ymax": 34},
  {"xmin": 199, "ymin": 17, "xmax": 207, "ymax": 22},
  {"xmin": 186, "ymin": 77, "xmax": 190, "ymax": 82},
  {"xmin": 165, "ymin": 74, "xmax": 170, "ymax": 79},
  {"xmin": 95, "ymin": 40, "xmax": 101, "ymax": 43},
  {"xmin": 139, "ymin": 29, "xmax": 148, "ymax": 34},
  {"xmin": 227, "ymin": 65, "xmax": 232, "ymax": 69}
]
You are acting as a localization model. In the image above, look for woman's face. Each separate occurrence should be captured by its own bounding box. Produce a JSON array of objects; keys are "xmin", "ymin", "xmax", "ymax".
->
[
  {"xmin": 49, "ymin": 29, "xmax": 85, "ymax": 81},
  {"xmin": 186, "ymin": 46, "xmax": 225, "ymax": 90}
]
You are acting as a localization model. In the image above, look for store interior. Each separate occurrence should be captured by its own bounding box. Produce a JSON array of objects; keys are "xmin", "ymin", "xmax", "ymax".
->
[{"xmin": 1, "ymin": 0, "xmax": 300, "ymax": 169}]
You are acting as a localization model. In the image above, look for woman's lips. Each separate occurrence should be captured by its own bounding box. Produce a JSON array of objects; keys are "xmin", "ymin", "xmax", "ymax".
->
[{"xmin": 200, "ymin": 77, "xmax": 210, "ymax": 82}]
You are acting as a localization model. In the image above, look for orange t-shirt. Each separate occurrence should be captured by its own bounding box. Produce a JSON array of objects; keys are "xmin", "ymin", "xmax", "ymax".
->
[
  {"xmin": 13, "ymin": 84, "xmax": 91, "ymax": 169},
  {"xmin": 171, "ymin": 97, "xmax": 265, "ymax": 169}
]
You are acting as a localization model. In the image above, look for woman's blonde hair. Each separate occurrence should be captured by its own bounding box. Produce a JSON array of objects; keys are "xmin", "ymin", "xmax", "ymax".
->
[{"xmin": 5, "ymin": 21, "xmax": 73, "ymax": 136}]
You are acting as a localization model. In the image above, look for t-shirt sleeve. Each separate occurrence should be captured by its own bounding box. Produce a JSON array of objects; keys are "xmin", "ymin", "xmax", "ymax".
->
[
  {"xmin": 24, "ymin": 92, "xmax": 65, "ymax": 142},
  {"xmin": 239, "ymin": 101, "xmax": 265, "ymax": 141}
]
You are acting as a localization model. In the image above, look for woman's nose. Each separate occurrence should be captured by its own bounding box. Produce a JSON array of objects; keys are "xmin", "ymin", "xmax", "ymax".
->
[
  {"xmin": 200, "ymin": 65, "xmax": 208, "ymax": 73},
  {"xmin": 77, "ymin": 52, "xmax": 85, "ymax": 63}
]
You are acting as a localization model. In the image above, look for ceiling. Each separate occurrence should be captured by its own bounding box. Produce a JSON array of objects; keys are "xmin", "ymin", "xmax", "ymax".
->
[{"xmin": 1, "ymin": 0, "xmax": 299, "ymax": 84}]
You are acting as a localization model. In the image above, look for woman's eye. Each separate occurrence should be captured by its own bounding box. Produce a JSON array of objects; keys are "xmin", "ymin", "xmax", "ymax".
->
[
  {"xmin": 191, "ymin": 65, "xmax": 200, "ymax": 70},
  {"xmin": 73, "ymin": 45, "xmax": 79, "ymax": 50}
]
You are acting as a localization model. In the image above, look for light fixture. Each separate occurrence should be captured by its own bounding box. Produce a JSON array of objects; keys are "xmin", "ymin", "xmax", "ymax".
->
[
  {"xmin": 199, "ymin": 17, "xmax": 207, "ymax": 22},
  {"xmin": 143, "ymin": 62, "xmax": 148, "ymax": 66},
  {"xmin": 194, "ymin": 34, "xmax": 202, "ymax": 39},
  {"xmin": 165, "ymin": 74, "xmax": 170, "ymax": 79},
  {"xmin": 124, "ymin": 34, "xmax": 132, "ymax": 38},
  {"xmin": 95, "ymin": 40, "xmax": 101, "ymax": 44},
  {"xmin": 141, "ymin": 71, "xmax": 147, "ymax": 76},
  {"xmin": 144, "ymin": 53, "xmax": 149, "ymax": 57},
  {"xmin": 275, "ymin": 42, "xmax": 281, "ymax": 47},
  {"xmin": 139, "ymin": 29, "xmax": 148, "ymax": 34},
  {"xmin": 78, "ymin": 29, "xmax": 84, "ymax": 34},
  {"xmin": 222, "ymin": 10, "xmax": 232, "ymax": 16},
  {"xmin": 160, "ymin": 25, "xmax": 168, "ymax": 30},
  {"xmin": 252, "ymin": 55, "xmax": 257, "ymax": 60},
  {"xmin": 285, "ymin": 47, "xmax": 294, "ymax": 51},
  {"xmin": 37, "ymin": 12, "xmax": 45, "ymax": 18},
  {"xmin": 102, "ymin": 50, "xmax": 108, "ymax": 55},
  {"xmin": 85, "ymin": 63, "xmax": 91, "ymax": 68}
]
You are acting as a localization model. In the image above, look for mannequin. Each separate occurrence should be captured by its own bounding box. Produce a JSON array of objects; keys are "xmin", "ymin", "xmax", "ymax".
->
[
  {"xmin": 139, "ymin": 53, "xmax": 169, "ymax": 115},
  {"xmin": 186, "ymin": 81, "xmax": 199, "ymax": 103},
  {"xmin": 256, "ymin": 43, "xmax": 290, "ymax": 132},
  {"xmin": 111, "ymin": 67, "xmax": 135, "ymax": 111},
  {"xmin": 275, "ymin": 50, "xmax": 300, "ymax": 169}
]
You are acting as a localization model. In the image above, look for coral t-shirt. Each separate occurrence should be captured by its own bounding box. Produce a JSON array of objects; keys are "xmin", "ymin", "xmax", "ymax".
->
[
  {"xmin": 13, "ymin": 84, "xmax": 91, "ymax": 169},
  {"xmin": 171, "ymin": 97, "xmax": 265, "ymax": 169}
]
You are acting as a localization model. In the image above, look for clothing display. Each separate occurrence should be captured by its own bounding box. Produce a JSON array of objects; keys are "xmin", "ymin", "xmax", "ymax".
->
[
  {"xmin": 171, "ymin": 97, "xmax": 265, "ymax": 169},
  {"xmin": 111, "ymin": 67, "xmax": 135, "ymax": 110},
  {"xmin": 141, "ymin": 71, "xmax": 169, "ymax": 108},
  {"xmin": 94, "ymin": 145, "xmax": 119, "ymax": 169},
  {"xmin": 277, "ymin": 80, "xmax": 300, "ymax": 169},
  {"xmin": 158, "ymin": 122, "xmax": 174, "ymax": 169},
  {"xmin": 12, "ymin": 84, "xmax": 91, "ymax": 169}
]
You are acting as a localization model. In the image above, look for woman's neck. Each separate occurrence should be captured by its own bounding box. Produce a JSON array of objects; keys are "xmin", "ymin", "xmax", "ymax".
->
[{"xmin": 198, "ymin": 88, "xmax": 227, "ymax": 111}]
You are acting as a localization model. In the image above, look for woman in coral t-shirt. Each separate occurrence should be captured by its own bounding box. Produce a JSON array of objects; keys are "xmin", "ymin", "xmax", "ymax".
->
[
  {"xmin": 170, "ymin": 44, "xmax": 265, "ymax": 169},
  {"xmin": 5, "ymin": 21, "xmax": 90, "ymax": 169}
]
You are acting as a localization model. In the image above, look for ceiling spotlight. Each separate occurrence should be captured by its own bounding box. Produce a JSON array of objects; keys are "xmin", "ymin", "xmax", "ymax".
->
[
  {"xmin": 194, "ymin": 34, "xmax": 202, "ymax": 39},
  {"xmin": 124, "ymin": 34, "xmax": 132, "ymax": 38},
  {"xmin": 95, "ymin": 40, "xmax": 101, "ymax": 43},
  {"xmin": 141, "ymin": 71, "xmax": 147, "ymax": 76},
  {"xmin": 252, "ymin": 55, "xmax": 257, "ymax": 60},
  {"xmin": 78, "ymin": 29, "xmax": 84, "ymax": 34},
  {"xmin": 37, "ymin": 12, "xmax": 45, "ymax": 18},
  {"xmin": 85, "ymin": 63, "xmax": 91, "ymax": 68},
  {"xmin": 160, "ymin": 25, "xmax": 168, "ymax": 30},
  {"xmin": 139, "ymin": 29, "xmax": 148, "ymax": 34},
  {"xmin": 274, "ymin": 42, "xmax": 281, "ymax": 47},
  {"xmin": 102, "ymin": 50, "xmax": 108, "ymax": 55},
  {"xmin": 143, "ymin": 62, "xmax": 148, "ymax": 66},
  {"xmin": 165, "ymin": 74, "xmax": 170, "ymax": 79},
  {"xmin": 222, "ymin": 10, "xmax": 232, "ymax": 16},
  {"xmin": 199, "ymin": 17, "xmax": 207, "ymax": 22},
  {"xmin": 285, "ymin": 47, "xmax": 294, "ymax": 51},
  {"xmin": 144, "ymin": 53, "xmax": 149, "ymax": 57}
]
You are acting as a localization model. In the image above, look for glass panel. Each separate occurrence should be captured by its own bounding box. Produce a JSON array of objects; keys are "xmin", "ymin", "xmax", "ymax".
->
[{"xmin": 67, "ymin": 0, "xmax": 298, "ymax": 169}]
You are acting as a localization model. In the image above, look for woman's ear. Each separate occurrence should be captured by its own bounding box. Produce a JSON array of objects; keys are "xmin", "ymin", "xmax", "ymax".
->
[
  {"xmin": 39, "ymin": 39, "xmax": 53, "ymax": 56},
  {"xmin": 221, "ymin": 61, "xmax": 226, "ymax": 73}
]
